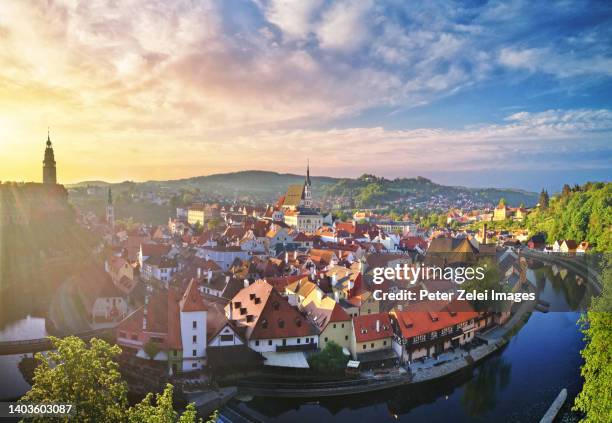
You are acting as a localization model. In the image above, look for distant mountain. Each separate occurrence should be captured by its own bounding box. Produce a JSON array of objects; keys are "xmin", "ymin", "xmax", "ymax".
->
[{"xmin": 71, "ymin": 170, "xmax": 538, "ymax": 207}]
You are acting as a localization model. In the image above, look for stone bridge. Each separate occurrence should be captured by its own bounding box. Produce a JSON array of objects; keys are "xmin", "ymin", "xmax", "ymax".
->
[{"xmin": 0, "ymin": 328, "xmax": 115, "ymax": 356}]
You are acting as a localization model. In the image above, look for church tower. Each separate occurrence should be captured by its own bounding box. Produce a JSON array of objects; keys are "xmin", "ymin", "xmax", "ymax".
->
[
  {"xmin": 106, "ymin": 188, "xmax": 115, "ymax": 229},
  {"xmin": 303, "ymin": 160, "xmax": 312, "ymax": 208},
  {"xmin": 42, "ymin": 130, "xmax": 57, "ymax": 184}
]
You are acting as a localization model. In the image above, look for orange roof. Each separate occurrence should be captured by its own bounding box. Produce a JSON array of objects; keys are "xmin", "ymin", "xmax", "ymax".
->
[{"xmin": 391, "ymin": 300, "xmax": 478, "ymax": 339}]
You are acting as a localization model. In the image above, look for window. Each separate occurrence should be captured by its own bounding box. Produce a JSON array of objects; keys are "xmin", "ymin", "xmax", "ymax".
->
[
  {"xmin": 383, "ymin": 340, "xmax": 387, "ymax": 346},
  {"xmin": 192, "ymin": 335, "xmax": 197, "ymax": 344},
  {"xmin": 371, "ymin": 343, "xmax": 374, "ymax": 348},
  {"xmin": 192, "ymin": 321, "xmax": 197, "ymax": 329},
  {"xmin": 333, "ymin": 324, "xmax": 337, "ymax": 329},
  {"xmin": 255, "ymin": 340, "xmax": 260, "ymax": 346},
  {"xmin": 268, "ymin": 340, "xmax": 272, "ymax": 346},
  {"xmin": 220, "ymin": 334, "xmax": 234, "ymax": 342},
  {"xmin": 173, "ymin": 351, "xmax": 177, "ymax": 357},
  {"xmin": 363, "ymin": 345, "xmax": 366, "ymax": 350},
  {"xmin": 324, "ymin": 337, "xmax": 328, "ymax": 342},
  {"xmin": 192, "ymin": 349, "xmax": 196, "ymax": 357},
  {"xmin": 341, "ymin": 323, "xmax": 345, "ymax": 328},
  {"xmin": 282, "ymin": 339, "xmax": 287, "ymax": 346},
  {"xmin": 192, "ymin": 363, "xmax": 197, "ymax": 368},
  {"xmin": 413, "ymin": 334, "xmax": 426, "ymax": 343},
  {"xmin": 345, "ymin": 335, "xmax": 348, "ymax": 340},
  {"xmin": 297, "ymin": 338, "xmax": 301, "ymax": 344}
]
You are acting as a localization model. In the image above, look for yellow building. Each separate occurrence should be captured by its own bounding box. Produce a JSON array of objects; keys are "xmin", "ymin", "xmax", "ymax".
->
[
  {"xmin": 349, "ymin": 313, "xmax": 394, "ymax": 362},
  {"xmin": 493, "ymin": 204, "xmax": 510, "ymax": 221},
  {"xmin": 187, "ymin": 205, "xmax": 206, "ymax": 226},
  {"xmin": 300, "ymin": 286, "xmax": 352, "ymax": 350}
]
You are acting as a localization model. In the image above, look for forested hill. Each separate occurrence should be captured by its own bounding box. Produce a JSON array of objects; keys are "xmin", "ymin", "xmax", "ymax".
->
[
  {"xmin": 70, "ymin": 171, "xmax": 537, "ymax": 206},
  {"xmin": 323, "ymin": 174, "xmax": 538, "ymax": 207},
  {"xmin": 525, "ymin": 182, "xmax": 611, "ymax": 252}
]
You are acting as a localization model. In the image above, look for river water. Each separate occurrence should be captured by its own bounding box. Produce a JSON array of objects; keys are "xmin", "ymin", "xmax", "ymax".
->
[
  {"xmin": 232, "ymin": 266, "xmax": 590, "ymax": 422},
  {"xmin": 0, "ymin": 265, "xmax": 593, "ymax": 421}
]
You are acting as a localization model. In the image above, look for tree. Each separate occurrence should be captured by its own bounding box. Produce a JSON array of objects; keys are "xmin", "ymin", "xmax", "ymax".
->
[
  {"xmin": 144, "ymin": 340, "xmax": 161, "ymax": 360},
  {"xmin": 128, "ymin": 384, "xmax": 205, "ymax": 423},
  {"xmin": 461, "ymin": 258, "xmax": 502, "ymax": 311},
  {"xmin": 21, "ymin": 336, "xmax": 206, "ymax": 423},
  {"xmin": 21, "ymin": 336, "xmax": 128, "ymax": 422},
  {"xmin": 538, "ymin": 189, "xmax": 549, "ymax": 209},
  {"xmin": 562, "ymin": 184, "xmax": 572, "ymax": 197},
  {"xmin": 573, "ymin": 257, "xmax": 612, "ymax": 421},
  {"xmin": 307, "ymin": 341, "xmax": 349, "ymax": 374}
]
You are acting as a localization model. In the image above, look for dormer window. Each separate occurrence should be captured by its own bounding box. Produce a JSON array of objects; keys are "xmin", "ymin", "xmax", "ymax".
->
[
  {"xmin": 261, "ymin": 318, "xmax": 268, "ymax": 328},
  {"xmin": 249, "ymin": 293, "xmax": 256, "ymax": 300},
  {"xmin": 295, "ymin": 317, "xmax": 302, "ymax": 327},
  {"xmin": 246, "ymin": 315, "xmax": 254, "ymax": 323},
  {"xmin": 240, "ymin": 307, "xmax": 247, "ymax": 315},
  {"xmin": 278, "ymin": 319, "xmax": 285, "ymax": 328},
  {"xmin": 234, "ymin": 301, "xmax": 241, "ymax": 309},
  {"xmin": 254, "ymin": 297, "xmax": 261, "ymax": 304}
]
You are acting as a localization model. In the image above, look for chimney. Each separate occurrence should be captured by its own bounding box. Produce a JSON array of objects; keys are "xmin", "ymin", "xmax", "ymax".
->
[
  {"xmin": 225, "ymin": 275, "xmax": 230, "ymax": 284},
  {"xmin": 483, "ymin": 223, "xmax": 488, "ymax": 244},
  {"xmin": 376, "ymin": 319, "xmax": 380, "ymax": 332},
  {"xmin": 285, "ymin": 251, "xmax": 289, "ymax": 264},
  {"xmin": 244, "ymin": 279, "xmax": 250, "ymax": 288},
  {"xmin": 293, "ymin": 250, "xmax": 298, "ymax": 260},
  {"xmin": 334, "ymin": 291, "xmax": 339, "ymax": 302},
  {"xmin": 197, "ymin": 267, "xmax": 201, "ymax": 279},
  {"xmin": 207, "ymin": 269, "xmax": 212, "ymax": 283}
]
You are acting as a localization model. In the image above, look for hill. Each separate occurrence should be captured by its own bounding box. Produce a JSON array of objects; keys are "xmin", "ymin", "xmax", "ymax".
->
[{"xmin": 71, "ymin": 170, "xmax": 538, "ymax": 208}]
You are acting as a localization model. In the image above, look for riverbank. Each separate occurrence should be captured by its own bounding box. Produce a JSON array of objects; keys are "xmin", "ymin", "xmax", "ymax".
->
[{"xmin": 236, "ymin": 285, "xmax": 537, "ymax": 398}]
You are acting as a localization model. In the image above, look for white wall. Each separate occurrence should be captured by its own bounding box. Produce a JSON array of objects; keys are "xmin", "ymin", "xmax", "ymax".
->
[
  {"xmin": 248, "ymin": 335, "xmax": 318, "ymax": 353},
  {"xmin": 180, "ymin": 310, "xmax": 207, "ymax": 372}
]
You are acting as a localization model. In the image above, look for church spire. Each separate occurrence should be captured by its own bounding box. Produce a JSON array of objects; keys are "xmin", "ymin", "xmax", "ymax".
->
[
  {"xmin": 306, "ymin": 159, "xmax": 311, "ymax": 186},
  {"xmin": 43, "ymin": 129, "xmax": 57, "ymax": 184}
]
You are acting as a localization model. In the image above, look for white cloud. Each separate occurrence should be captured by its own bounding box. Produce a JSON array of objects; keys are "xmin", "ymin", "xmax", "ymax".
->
[{"xmin": 315, "ymin": 0, "xmax": 374, "ymax": 52}]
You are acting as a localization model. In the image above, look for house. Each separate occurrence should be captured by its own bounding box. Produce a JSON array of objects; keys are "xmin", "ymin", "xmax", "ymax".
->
[
  {"xmin": 225, "ymin": 280, "xmax": 319, "ymax": 368},
  {"xmin": 560, "ymin": 240, "xmax": 578, "ymax": 254},
  {"xmin": 142, "ymin": 256, "xmax": 178, "ymax": 284},
  {"xmin": 77, "ymin": 269, "xmax": 128, "ymax": 325},
  {"xmin": 527, "ymin": 233, "xmax": 546, "ymax": 250},
  {"xmin": 493, "ymin": 204, "xmax": 511, "ymax": 221},
  {"xmin": 116, "ymin": 279, "xmax": 208, "ymax": 374},
  {"xmin": 350, "ymin": 312, "xmax": 396, "ymax": 368},
  {"xmin": 576, "ymin": 241, "xmax": 590, "ymax": 254},
  {"xmin": 390, "ymin": 300, "xmax": 478, "ymax": 363},
  {"xmin": 198, "ymin": 245, "xmax": 250, "ymax": 271},
  {"xmin": 302, "ymin": 293, "xmax": 351, "ymax": 351}
]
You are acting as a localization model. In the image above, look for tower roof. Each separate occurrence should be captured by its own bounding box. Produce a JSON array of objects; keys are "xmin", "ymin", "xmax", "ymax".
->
[
  {"xmin": 306, "ymin": 159, "xmax": 311, "ymax": 185},
  {"xmin": 180, "ymin": 278, "xmax": 207, "ymax": 312}
]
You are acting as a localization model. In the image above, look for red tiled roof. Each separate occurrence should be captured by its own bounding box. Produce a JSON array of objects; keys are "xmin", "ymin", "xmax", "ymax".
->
[
  {"xmin": 180, "ymin": 279, "xmax": 207, "ymax": 312},
  {"xmin": 353, "ymin": 313, "xmax": 393, "ymax": 343},
  {"xmin": 391, "ymin": 300, "xmax": 478, "ymax": 339}
]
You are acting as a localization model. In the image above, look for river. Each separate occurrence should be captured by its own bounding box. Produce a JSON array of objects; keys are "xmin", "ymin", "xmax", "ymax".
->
[
  {"xmin": 231, "ymin": 265, "xmax": 589, "ymax": 422},
  {"xmin": 0, "ymin": 265, "xmax": 593, "ymax": 421}
]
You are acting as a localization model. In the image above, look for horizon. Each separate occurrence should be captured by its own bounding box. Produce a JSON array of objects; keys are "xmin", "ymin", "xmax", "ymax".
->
[{"xmin": 1, "ymin": 1, "xmax": 611, "ymax": 190}]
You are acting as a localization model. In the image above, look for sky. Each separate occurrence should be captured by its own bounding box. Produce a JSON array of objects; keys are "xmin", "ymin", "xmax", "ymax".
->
[{"xmin": 0, "ymin": 0, "xmax": 611, "ymax": 191}]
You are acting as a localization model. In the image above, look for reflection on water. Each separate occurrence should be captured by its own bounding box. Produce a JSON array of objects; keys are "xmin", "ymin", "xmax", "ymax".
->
[
  {"xmin": 237, "ymin": 266, "xmax": 588, "ymax": 422},
  {"xmin": 0, "ymin": 316, "xmax": 48, "ymax": 400}
]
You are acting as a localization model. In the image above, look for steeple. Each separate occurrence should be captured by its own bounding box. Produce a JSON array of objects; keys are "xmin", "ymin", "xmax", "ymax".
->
[
  {"xmin": 42, "ymin": 129, "xmax": 57, "ymax": 184},
  {"xmin": 303, "ymin": 159, "xmax": 312, "ymax": 208}
]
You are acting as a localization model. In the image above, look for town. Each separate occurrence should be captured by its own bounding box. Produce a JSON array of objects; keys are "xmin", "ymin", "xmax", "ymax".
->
[{"xmin": 3, "ymin": 134, "xmax": 592, "ymax": 415}]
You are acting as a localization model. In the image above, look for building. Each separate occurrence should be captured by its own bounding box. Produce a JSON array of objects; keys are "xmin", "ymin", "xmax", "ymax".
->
[
  {"xmin": 390, "ymin": 301, "xmax": 478, "ymax": 363},
  {"xmin": 225, "ymin": 280, "xmax": 319, "ymax": 358},
  {"xmin": 187, "ymin": 204, "xmax": 206, "ymax": 226},
  {"xmin": 42, "ymin": 130, "xmax": 57, "ymax": 185},
  {"xmin": 278, "ymin": 163, "xmax": 323, "ymax": 233},
  {"xmin": 116, "ymin": 279, "xmax": 208, "ymax": 374},
  {"xmin": 349, "ymin": 312, "xmax": 396, "ymax": 368}
]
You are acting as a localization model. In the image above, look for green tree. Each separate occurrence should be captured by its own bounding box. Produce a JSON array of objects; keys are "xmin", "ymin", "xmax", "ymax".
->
[
  {"xmin": 573, "ymin": 257, "xmax": 612, "ymax": 421},
  {"xmin": 461, "ymin": 258, "xmax": 503, "ymax": 311},
  {"xmin": 21, "ymin": 336, "xmax": 128, "ymax": 422},
  {"xmin": 307, "ymin": 341, "xmax": 349, "ymax": 374},
  {"xmin": 21, "ymin": 336, "xmax": 205, "ymax": 423},
  {"xmin": 144, "ymin": 340, "xmax": 161, "ymax": 361},
  {"xmin": 207, "ymin": 218, "xmax": 221, "ymax": 230},
  {"xmin": 128, "ymin": 384, "xmax": 205, "ymax": 423},
  {"xmin": 538, "ymin": 189, "xmax": 549, "ymax": 209}
]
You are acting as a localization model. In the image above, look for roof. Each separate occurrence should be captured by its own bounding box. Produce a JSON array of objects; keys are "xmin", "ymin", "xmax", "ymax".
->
[
  {"xmin": 227, "ymin": 280, "xmax": 317, "ymax": 340},
  {"xmin": 282, "ymin": 185, "xmax": 305, "ymax": 208},
  {"xmin": 180, "ymin": 279, "xmax": 207, "ymax": 312},
  {"xmin": 391, "ymin": 300, "xmax": 478, "ymax": 339},
  {"xmin": 353, "ymin": 313, "xmax": 393, "ymax": 343},
  {"xmin": 262, "ymin": 351, "xmax": 309, "ymax": 368}
]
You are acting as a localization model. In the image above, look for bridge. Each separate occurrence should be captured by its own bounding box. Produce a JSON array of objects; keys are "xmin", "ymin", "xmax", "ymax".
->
[
  {"xmin": 0, "ymin": 328, "xmax": 115, "ymax": 356},
  {"xmin": 520, "ymin": 248, "xmax": 603, "ymax": 295}
]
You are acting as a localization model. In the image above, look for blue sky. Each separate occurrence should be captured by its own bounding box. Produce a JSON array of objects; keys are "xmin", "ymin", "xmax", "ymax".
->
[{"xmin": 0, "ymin": 0, "xmax": 610, "ymax": 191}]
